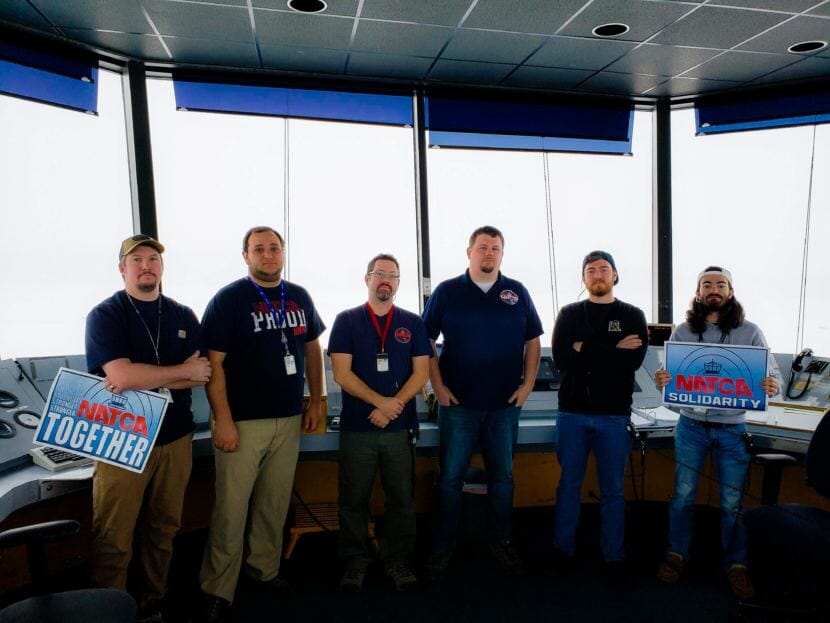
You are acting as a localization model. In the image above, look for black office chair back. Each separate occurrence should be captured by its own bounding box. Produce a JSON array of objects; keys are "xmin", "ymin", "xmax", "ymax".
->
[{"xmin": 806, "ymin": 410, "xmax": 830, "ymax": 498}]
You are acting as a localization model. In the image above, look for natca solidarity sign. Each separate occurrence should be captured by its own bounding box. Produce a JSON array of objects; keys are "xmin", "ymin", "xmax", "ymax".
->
[
  {"xmin": 663, "ymin": 342, "xmax": 769, "ymax": 412},
  {"xmin": 33, "ymin": 368, "xmax": 170, "ymax": 473}
]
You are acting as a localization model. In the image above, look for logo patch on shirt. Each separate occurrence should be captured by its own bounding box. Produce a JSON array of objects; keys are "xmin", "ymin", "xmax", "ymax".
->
[
  {"xmin": 500, "ymin": 289, "xmax": 519, "ymax": 305},
  {"xmin": 394, "ymin": 327, "xmax": 412, "ymax": 344},
  {"xmin": 608, "ymin": 320, "xmax": 622, "ymax": 332},
  {"xmin": 178, "ymin": 330, "xmax": 187, "ymax": 339}
]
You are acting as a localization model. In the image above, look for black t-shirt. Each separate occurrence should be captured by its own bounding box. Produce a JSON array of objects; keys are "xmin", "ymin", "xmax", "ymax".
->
[
  {"xmin": 552, "ymin": 299, "xmax": 648, "ymax": 415},
  {"xmin": 202, "ymin": 278, "xmax": 325, "ymax": 421},
  {"xmin": 85, "ymin": 290, "xmax": 203, "ymax": 445}
]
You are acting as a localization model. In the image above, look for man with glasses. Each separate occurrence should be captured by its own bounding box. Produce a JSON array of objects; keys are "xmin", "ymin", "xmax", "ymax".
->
[
  {"xmin": 85, "ymin": 234, "xmax": 212, "ymax": 622},
  {"xmin": 422, "ymin": 225, "xmax": 542, "ymax": 579},
  {"xmin": 198, "ymin": 226, "xmax": 324, "ymax": 622},
  {"xmin": 549, "ymin": 250, "xmax": 647, "ymax": 579},
  {"xmin": 328, "ymin": 254, "xmax": 431, "ymax": 593},
  {"xmin": 654, "ymin": 266, "xmax": 779, "ymax": 599}
]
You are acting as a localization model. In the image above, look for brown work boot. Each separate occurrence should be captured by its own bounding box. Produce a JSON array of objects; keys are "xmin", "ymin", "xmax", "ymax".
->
[
  {"xmin": 657, "ymin": 552, "xmax": 686, "ymax": 584},
  {"xmin": 727, "ymin": 564, "xmax": 755, "ymax": 599}
]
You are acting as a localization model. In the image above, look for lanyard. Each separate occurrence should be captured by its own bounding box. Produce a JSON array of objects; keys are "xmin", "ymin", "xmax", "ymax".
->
[
  {"xmin": 365, "ymin": 303, "xmax": 394, "ymax": 353},
  {"xmin": 126, "ymin": 293, "xmax": 162, "ymax": 365},
  {"xmin": 248, "ymin": 278, "xmax": 290, "ymax": 355}
]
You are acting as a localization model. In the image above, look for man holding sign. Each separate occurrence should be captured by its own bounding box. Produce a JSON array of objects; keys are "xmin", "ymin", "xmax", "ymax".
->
[
  {"xmin": 654, "ymin": 266, "xmax": 779, "ymax": 599},
  {"xmin": 85, "ymin": 234, "xmax": 211, "ymax": 621}
]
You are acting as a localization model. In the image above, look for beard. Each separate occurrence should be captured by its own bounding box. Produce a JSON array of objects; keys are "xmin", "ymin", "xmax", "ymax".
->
[
  {"xmin": 375, "ymin": 288, "xmax": 393, "ymax": 301},
  {"xmin": 480, "ymin": 263, "xmax": 495, "ymax": 274},
  {"xmin": 137, "ymin": 282, "xmax": 157, "ymax": 293},
  {"xmin": 702, "ymin": 295, "xmax": 728, "ymax": 312},
  {"xmin": 587, "ymin": 281, "xmax": 612, "ymax": 297},
  {"xmin": 251, "ymin": 267, "xmax": 281, "ymax": 284}
]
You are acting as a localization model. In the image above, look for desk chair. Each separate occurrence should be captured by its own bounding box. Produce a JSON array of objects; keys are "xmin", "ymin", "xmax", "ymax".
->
[
  {"xmin": 740, "ymin": 411, "xmax": 830, "ymax": 621},
  {"xmin": 0, "ymin": 519, "xmax": 136, "ymax": 623}
]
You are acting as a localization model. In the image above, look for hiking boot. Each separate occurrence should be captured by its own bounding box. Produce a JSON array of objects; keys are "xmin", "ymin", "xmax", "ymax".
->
[
  {"xmin": 202, "ymin": 594, "xmax": 229, "ymax": 623},
  {"xmin": 727, "ymin": 564, "xmax": 755, "ymax": 600},
  {"xmin": 490, "ymin": 540, "xmax": 525, "ymax": 577},
  {"xmin": 385, "ymin": 561, "xmax": 418, "ymax": 592},
  {"xmin": 423, "ymin": 551, "xmax": 451, "ymax": 582},
  {"xmin": 339, "ymin": 564, "xmax": 367, "ymax": 593},
  {"xmin": 657, "ymin": 552, "xmax": 686, "ymax": 584}
]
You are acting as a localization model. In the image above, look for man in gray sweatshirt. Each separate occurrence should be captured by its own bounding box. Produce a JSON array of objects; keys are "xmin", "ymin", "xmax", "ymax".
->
[{"xmin": 654, "ymin": 266, "xmax": 779, "ymax": 600}]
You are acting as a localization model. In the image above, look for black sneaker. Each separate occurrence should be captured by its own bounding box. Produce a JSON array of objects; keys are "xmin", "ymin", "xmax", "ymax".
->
[
  {"xmin": 262, "ymin": 574, "xmax": 291, "ymax": 593},
  {"xmin": 138, "ymin": 599, "xmax": 165, "ymax": 623},
  {"xmin": 339, "ymin": 564, "xmax": 367, "ymax": 593},
  {"xmin": 385, "ymin": 561, "xmax": 418, "ymax": 592},
  {"xmin": 423, "ymin": 551, "xmax": 451, "ymax": 582},
  {"xmin": 490, "ymin": 540, "xmax": 525, "ymax": 577},
  {"xmin": 202, "ymin": 594, "xmax": 229, "ymax": 623}
]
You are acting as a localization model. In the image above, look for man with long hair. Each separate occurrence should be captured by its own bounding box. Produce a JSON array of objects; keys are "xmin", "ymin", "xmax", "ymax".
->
[{"xmin": 654, "ymin": 266, "xmax": 779, "ymax": 599}]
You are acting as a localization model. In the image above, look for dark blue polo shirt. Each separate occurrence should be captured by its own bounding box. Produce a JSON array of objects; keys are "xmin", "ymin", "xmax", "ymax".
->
[
  {"xmin": 202, "ymin": 278, "xmax": 324, "ymax": 421},
  {"xmin": 85, "ymin": 291, "xmax": 203, "ymax": 446},
  {"xmin": 422, "ymin": 271, "xmax": 543, "ymax": 411},
  {"xmin": 328, "ymin": 304, "xmax": 432, "ymax": 432}
]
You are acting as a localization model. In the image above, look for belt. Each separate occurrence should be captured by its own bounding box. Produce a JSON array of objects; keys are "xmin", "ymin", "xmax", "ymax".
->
[{"xmin": 697, "ymin": 420, "xmax": 733, "ymax": 429}]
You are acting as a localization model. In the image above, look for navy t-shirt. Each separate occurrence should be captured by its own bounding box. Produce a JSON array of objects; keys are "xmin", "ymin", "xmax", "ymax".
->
[
  {"xmin": 328, "ymin": 304, "xmax": 432, "ymax": 432},
  {"xmin": 202, "ymin": 278, "xmax": 324, "ymax": 421},
  {"xmin": 422, "ymin": 271, "xmax": 543, "ymax": 411},
  {"xmin": 85, "ymin": 290, "xmax": 202, "ymax": 446}
]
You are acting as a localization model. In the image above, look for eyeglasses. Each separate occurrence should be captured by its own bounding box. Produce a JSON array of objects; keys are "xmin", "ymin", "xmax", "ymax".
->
[{"xmin": 367, "ymin": 270, "xmax": 400, "ymax": 280}]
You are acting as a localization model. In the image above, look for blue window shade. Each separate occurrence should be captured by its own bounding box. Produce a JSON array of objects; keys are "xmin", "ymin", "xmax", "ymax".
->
[
  {"xmin": 696, "ymin": 91, "xmax": 830, "ymax": 134},
  {"xmin": 1, "ymin": 41, "xmax": 96, "ymax": 83},
  {"xmin": 426, "ymin": 96, "xmax": 633, "ymax": 154},
  {"xmin": 0, "ymin": 59, "xmax": 98, "ymax": 114},
  {"xmin": 173, "ymin": 80, "xmax": 413, "ymax": 126}
]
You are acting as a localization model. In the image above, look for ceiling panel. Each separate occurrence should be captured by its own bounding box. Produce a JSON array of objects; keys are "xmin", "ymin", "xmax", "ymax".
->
[
  {"xmin": 683, "ymin": 50, "xmax": 800, "ymax": 81},
  {"xmin": 463, "ymin": 0, "xmax": 587, "ymax": 35},
  {"xmin": 647, "ymin": 76, "xmax": 742, "ymax": 97},
  {"xmin": 427, "ymin": 59, "xmax": 515, "ymax": 84},
  {"xmin": 352, "ymin": 20, "xmax": 453, "ymax": 57},
  {"xmin": 807, "ymin": 3, "xmax": 830, "ymax": 17},
  {"xmin": 577, "ymin": 71, "xmax": 665, "ymax": 95},
  {"xmin": 254, "ymin": 10, "xmax": 354, "ymax": 49},
  {"xmin": 163, "ymin": 36, "xmax": 260, "ymax": 67},
  {"xmin": 525, "ymin": 36, "xmax": 637, "ymax": 70},
  {"xmin": 442, "ymin": 29, "xmax": 545, "ymax": 64},
  {"xmin": 144, "ymin": 0, "xmax": 252, "ymax": 43},
  {"xmin": 360, "ymin": 0, "xmax": 472, "ymax": 27},
  {"xmin": 503, "ymin": 65, "xmax": 595, "ymax": 90},
  {"xmin": 63, "ymin": 28, "xmax": 169, "ymax": 60},
  {"xmin": 650, "ymin": 6, "xmax": 790, "ymax": 48},
  {"xmin": 708, "ymin": 0, "xmax": 819, "ymax": 12},
  {"xmin": 260, "ymin": 44, "xmax": 347, "ymax": 74},
  {"xmin": 558, "ymin": 0, "xmax": 695, "ymax": 42},
  {"xmin": 31, "ymin": 0, "xmax": 152, "ymax": 34},
  {"xmin": 606, "ymin": 44, "xmax": 722, "ymax": 77},
  {"xmin": 253, "ymin": 0, "xmax": 359, "ymax": 17},
  {"xmin": 346, "ymin": 52, "xmax": 433, "ymax": 79},
  {"xmin": 0, "ymin": 0, "xmax": 55, "ymax": 31},
  {"xmin": 751, "ymin": 54, "xmax": 830, "ymax": 84},
  {"xmin": 737, "ymin": 15, "xmax": 830, "ymax": 54}
]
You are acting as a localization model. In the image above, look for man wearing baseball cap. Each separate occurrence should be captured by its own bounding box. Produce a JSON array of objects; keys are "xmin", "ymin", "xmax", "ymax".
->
[
  {"xmin": 85, "ymin": 234, "xmax": 212, "ymax": 621},
  {"xmin": 550, "ymin": 250, "xmax": 648, "ymax": 577},
  {"xmin": 654, "ymin": 266, "xmax": 779, "ymax": 599}
]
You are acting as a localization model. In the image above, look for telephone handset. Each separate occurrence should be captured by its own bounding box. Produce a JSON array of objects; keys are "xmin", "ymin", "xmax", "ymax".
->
[
  {"xmin": 787, "ymin": 347, "xmax": 822, "ymax": 400},
  {"xmin": 792, "ymin": 348, "xmax": 814, "ymax": 372}
]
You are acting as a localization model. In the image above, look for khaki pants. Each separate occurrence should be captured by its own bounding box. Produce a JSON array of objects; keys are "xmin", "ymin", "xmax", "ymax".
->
[
  {"xmin": 199, "ymin": 416, "xmax": 301, "ymax": 602},
  {"xmin": 92, "ymin": 432, "xmax": 193, "ymax": 606}
]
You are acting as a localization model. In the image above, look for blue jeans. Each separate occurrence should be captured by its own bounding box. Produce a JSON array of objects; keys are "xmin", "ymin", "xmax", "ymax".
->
[
  {"xmin": 554, "ymin": 412, "xmax": 631, "ymax": 562},
  {"xmin": 432, "ymin": 405, "xmax": 521, "ymax": 553},
  {"xmin": 667, "ymin": 415, "xmax": 749, "ymax": 567}
]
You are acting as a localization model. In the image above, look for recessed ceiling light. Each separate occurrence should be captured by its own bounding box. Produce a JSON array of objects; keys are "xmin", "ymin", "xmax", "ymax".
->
[
  {"xmin": 788, "ymin": 40, "xmax": 827, "ymax": 54},
  {"xmin": 592, "ymin": 23, "xmax": 629, "ymax": 38},
  {"xmin": 287, "ymin": 0, "xmax": 327, "ymax": 14}
]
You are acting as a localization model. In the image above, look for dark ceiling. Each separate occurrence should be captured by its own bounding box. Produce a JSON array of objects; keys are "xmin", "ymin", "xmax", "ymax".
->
[{"xmin": 3, "ymin": 0, "xmax": 830, "ymax": 100}]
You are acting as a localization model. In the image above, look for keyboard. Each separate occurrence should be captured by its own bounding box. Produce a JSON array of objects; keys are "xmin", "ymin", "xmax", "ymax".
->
[{"xmin": 30, "ymin": 446, "xmax": 93, "ymax": 472}]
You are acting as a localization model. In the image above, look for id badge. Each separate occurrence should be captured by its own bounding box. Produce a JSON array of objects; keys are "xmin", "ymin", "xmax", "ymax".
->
[
  {"xmin": 158, "ymin": 387, "xmax": 174, "ymax": 403},
  {"xmin": 284, "ymin": 355, "xmax": 297, "ymax": 375},
  {"xmin": 376, "ymin": 353, "xmax": 389, "ymax": 373}
]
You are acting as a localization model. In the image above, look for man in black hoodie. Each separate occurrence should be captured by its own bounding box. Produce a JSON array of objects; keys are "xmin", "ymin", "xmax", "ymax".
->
[{"xmin": 550, "ymin": 251, "xmax": 647, "ymax": 574}]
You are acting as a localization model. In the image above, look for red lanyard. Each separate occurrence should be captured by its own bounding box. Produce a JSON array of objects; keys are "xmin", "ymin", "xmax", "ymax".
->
[{"xmin": 365, "ymin": 303, "xmax": 394, "ymax": 353}]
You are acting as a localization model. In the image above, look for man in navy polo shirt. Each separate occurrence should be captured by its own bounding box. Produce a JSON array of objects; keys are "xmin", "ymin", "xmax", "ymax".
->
[
  {"xmin": 328, "ymin": 253, "xmax": 431, "ymax": 593},
  {"xmin": 422, "ymin": 225, "xmax": 542, "ymax": 579},
  {"xmin": 86, "ymin": 234, "xmax": 211, "ymax": 622}
]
